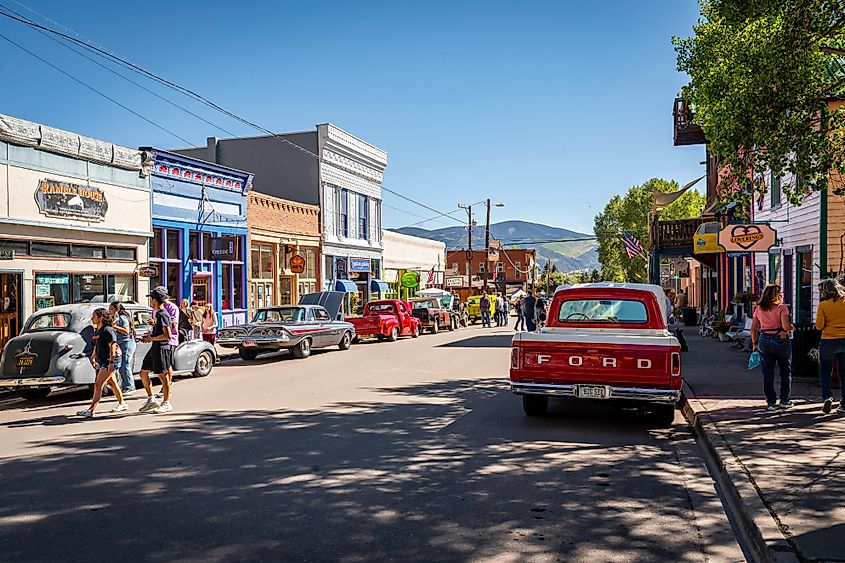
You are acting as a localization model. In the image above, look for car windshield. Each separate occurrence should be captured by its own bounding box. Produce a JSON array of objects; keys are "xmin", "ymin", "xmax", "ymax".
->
[
  {"xmin": 27, "ymin": 312, "xmax": 72, "ymax": 331},
  {"xmin": 367, "ymin": 303, "xmax": 395, "ymax": 313},
  {"xmin": 252, "ymin": 308, "xmax": 305, "ymax": 323},
  {"xmin": 557, "ymin": 299, "xmax": 648, "ymax": 324},
  {"xmin": 413, "ymin": 299, "xmax": 439, "ymax": 309}
]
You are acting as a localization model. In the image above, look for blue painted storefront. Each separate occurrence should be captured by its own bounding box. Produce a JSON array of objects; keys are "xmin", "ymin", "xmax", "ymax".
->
[{"xmin": 146, "ymin": 149, "xmax": 253, "ymax": 327}]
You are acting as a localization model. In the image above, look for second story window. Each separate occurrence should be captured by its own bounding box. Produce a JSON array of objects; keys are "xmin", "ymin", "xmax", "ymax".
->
[
  {"xmin": 771, "ymin": 172, "xmax": 782, "ymax": 208},
  {"xmin": 515, "ymin": 261, "xmax": 521, "ymax": 279},
  {"xmin": 358, "ymin": 194, "xmax": 369, "ymax": 240},
  {"xmin": 339, "ymin": 189, "xmax": 349, "ymax": 238}
]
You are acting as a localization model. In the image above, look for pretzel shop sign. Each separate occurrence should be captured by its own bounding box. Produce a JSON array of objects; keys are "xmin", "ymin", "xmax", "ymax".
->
[{"xmin": 718, "ymin": 223, "xmax": 777, "ymax": 253}]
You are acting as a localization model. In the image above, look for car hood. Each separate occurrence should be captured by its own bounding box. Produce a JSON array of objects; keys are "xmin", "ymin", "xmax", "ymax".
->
[{"xmin": 299, "ymin": 291, "xmax": 345, "ymax": 320}]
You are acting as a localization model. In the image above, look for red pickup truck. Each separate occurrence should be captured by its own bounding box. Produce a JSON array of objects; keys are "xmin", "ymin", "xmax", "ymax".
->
[
  {"xmin": 348, "ymin": 300, "xmax": 422, "ymax": 342},
  {"xmin": 509, "ymin": 283, "xmax": 682, "ymax": 426}
]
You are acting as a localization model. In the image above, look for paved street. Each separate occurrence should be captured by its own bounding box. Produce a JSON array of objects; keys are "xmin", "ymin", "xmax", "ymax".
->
[{"xmin": 0, "ymin": 326, "xmax": 742, "ymax": 562}]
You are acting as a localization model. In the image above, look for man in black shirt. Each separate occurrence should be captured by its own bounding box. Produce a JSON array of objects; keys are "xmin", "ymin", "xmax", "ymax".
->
[
  {"xmin": 523, "ymin": 291, "xmax": 538, "ymax": 332},
  {"xmin": 138, "ymin": 288, "xmax": 174, "ymax": 414}
]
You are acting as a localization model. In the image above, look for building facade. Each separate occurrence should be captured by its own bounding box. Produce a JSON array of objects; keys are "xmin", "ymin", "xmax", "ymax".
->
[
  {"xmin": 143, "ymin": 148, "xmax": 252, "ymax": 328},
  {"xmin": 0, "ymin": 113, "xmax": 151, "ymax": 349},
  {"xmin": 445, "ymin": 248, "xmax": 537, "ymax": 299},
  {"xmin": 247, "ymin": 192, "xmax": 321, "ymax": 310},
  {"xmin": 382, "ymin": 230, "xmax": 446, "ymax": 300}
]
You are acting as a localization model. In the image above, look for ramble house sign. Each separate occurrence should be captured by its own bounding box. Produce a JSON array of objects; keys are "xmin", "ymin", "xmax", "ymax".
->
[
  {"xmin": 718, "ymin": 223, "xmax": 777, "ymax": 253},
  {"xmin": 35, "ymin": 179, "xmax": 108, "ymax": 222}
]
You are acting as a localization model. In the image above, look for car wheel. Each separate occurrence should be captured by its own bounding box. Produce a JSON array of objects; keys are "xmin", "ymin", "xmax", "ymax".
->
[
  {"xmin": 291, "ymin": 338, "xmax": 311, "ymax": 359},
  {"xmin": 411, "ymin": 325, "xmax": 420, "ymax": 338},
  {"xmin": 192, "ymin": 350, "xmax": 214, "ymax": 377},
  {"xmin": 522, "ymin": 395, "xmax": 548, "ymax": 417},
  {"xmin": 17, "ymin": 388, "xmax": 51, "ymax": 401},
  {"xmin": 431, "ymin": 319, "xmax": 439, "ymax": 334},
  {"xmin": 238, "ymin": 348, "xmax": 259, "ymax": 361},
  {"xmin": 339, "ymin": 331, "xmax": 352, "ymax": 350},
  {"xmin": 387, "ymin": 327, "xmax": 399, "ymax": 342},
  {"xmin": 447, "ymin": 316, "xmax": 455, "ymax": 331},
  {"xmin": 651, "ymin": 404, "xmax": 676, "ymax": 427},
  {"xmin": 461, "ymin": 315, "xmax": 468, "ymax": 327}
]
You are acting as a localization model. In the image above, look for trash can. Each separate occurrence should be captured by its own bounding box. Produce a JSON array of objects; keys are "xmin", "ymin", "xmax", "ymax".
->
[
  {"xmin": 791, "ymin": 324, "xmax": 821, "ymax": 378},
  {"xmin": 682, "ymin": 307, "xmax": 698, "ymax": 327}
]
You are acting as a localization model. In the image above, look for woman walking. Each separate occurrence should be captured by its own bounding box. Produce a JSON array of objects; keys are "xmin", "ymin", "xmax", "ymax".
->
[
  {"xmin": 202, "ymin": 303, "xmax": 218, "ymax": 345},
  {"xmin": 750, "ymin": 284, "xmax": 795, "ymax": 411},
  {"xmin": 77, "ymin": 308, "xmax": 126, "ymax": 418},
  {"xmin": 816, "ymin": 278, "xmax": 845, "ymax": 413},
  {"xmin": 109, "ymin": 301, "xmax": 136, "ymax": 395}
]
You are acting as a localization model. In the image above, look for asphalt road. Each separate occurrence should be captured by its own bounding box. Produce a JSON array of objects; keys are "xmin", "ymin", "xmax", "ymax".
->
[{"xmin": 0, "ymin": 325, "xmax": 744, "ymax": 562}]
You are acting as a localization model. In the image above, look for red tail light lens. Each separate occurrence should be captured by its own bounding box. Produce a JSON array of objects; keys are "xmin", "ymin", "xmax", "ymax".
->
[
  {"xmin": 671, "ymin": 352, "xmax": 681, "ymax": 377},
  {"xmin": 511, "ymin": 346, "xmax": 521, "ymax": 370}
]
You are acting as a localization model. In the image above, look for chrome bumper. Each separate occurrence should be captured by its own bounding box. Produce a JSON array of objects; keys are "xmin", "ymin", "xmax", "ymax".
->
[
  {"xmin": 510, "ymin": 382, "xmax": 681, "ymax": 404},
  {"xmin": 0, "ymin": 376, "xmax": 67, "ymax": 388},
  {"xmin": 217, "ymin": 337, "xmax": 289, "ymax": 348}
]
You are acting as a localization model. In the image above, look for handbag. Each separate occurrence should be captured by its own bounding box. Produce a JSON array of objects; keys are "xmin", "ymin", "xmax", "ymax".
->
[{"xmin": 748, "ymin": 350, "xmax": 761, "ymax": 370}]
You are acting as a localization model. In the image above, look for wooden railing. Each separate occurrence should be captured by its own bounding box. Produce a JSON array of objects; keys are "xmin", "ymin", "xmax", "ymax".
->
[{"xmin": 651, "ymin": 218, "xmax": 706, "ymax": 249}]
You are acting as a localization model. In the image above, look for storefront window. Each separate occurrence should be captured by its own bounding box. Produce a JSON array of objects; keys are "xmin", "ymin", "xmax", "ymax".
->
[
  {"xmin": 150, "ymin": 228, "xmax": 162, "ymax": 259},
  {"xmin": 35, "ymin": 273, "xmax": 69, "ymax": 309},
  {"xmin": 71, "ymin": 245, "xmax": 105, "ymax": 259},
  {"xmin": 107, "ymin": 275, "xmax": 135, "ymax": 301},
  {"xmin": 74, "ymin": 274, "xmax": 104, "ymax": 303},
  {"xmin": 251, "ymin": 244, "xmax": 274, "ymax": 279},
  {"xmin": 202, "ymin": 232, "xmax": 213, "ymax": 261},
  {"xmin": 233, "ymin": 264, "xmax": 243, "ymax": 309},
  {"xmin": 222, "ymin": 263, "xmax": 231, "ymax": 310},
  {"xmin": 31, "ymin": 242, "xmax": 69, "ymax": 257},
  {"xmin": 166, "ymin": 263, "xmax": 180, "ymax": 300},
  {"xmin": 35, "ymin": 273, "xmax": 136, "ymax": 309},
  {"xmin": 189, "ymin": 231, "xmax": 200, "ymax": 260},
  {"xmin": 106, "ymin": 247, "xmax": 136, "ymax": 261},
  {"xmin": 166, "ymin": 230, "xmax": 180, "ymax": 260},
  {"xmin": 304, "ymin": 248, "xmax": 317, "ymax": 279}
]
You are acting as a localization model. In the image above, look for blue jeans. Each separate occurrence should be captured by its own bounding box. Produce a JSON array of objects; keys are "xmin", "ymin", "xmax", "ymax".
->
[
  {"xmin": 515, "ymin": 314, "xmax": 524, "ymax": 330},
  {"xmin": 525, "ymin": 318, "xmax": 537, "ymax": 332},
  {"xmin": 481, "ymin": 310, "xmax": 491, "ymax": 327},
  {"xmin": 758, "ymin": 334, "xmax": 791, "ymax": 405},
  {"xmin": 819, "ymin": 338, "xmax": 845, "ymax": 403},
  {"xmin": 117, "ymin": 339, "xmax": 136, "ymax": 392}
]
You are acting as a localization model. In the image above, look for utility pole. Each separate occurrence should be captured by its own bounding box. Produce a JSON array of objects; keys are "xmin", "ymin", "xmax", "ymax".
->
[
  {"xmin": 458, "ymin": 204, "xmax": 474, "ymax": 294},
  {"xmin": 546, "ymin": 257, "xmax": 551, "ymax": 296},
  {"xmin": 484, "ymin": 198, "xmax": 491, "ymax": 292}
]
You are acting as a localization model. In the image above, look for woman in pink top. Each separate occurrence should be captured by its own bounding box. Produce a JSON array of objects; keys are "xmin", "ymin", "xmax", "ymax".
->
[
  {"xmin": 201, "ymin": 303, "xmax": 218, "ymax": 345},
  {"xmin": 750, "ymin": 284, "xmax": 795, "ymax": 410}
]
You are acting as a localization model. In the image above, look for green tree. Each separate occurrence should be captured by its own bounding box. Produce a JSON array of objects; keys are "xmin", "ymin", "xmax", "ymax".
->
[
  {"xmin": 674, "ymin": 1, "xmax": 845, "ymax": 206},
  {"xmin": 593, "ymin": 178, "xmax": 706, "ymax": 282}
]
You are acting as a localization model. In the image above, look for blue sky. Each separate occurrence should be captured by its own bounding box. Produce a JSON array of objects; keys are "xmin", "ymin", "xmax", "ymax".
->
[{"xmin": 0, "ymin": 0, "xmax": 704, "ymax": 234}]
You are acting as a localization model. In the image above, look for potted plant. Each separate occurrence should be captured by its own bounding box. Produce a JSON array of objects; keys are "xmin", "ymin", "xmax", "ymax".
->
[{"xmin": 713, "ymin": 319, "xmax": 732, "ymax": 342}]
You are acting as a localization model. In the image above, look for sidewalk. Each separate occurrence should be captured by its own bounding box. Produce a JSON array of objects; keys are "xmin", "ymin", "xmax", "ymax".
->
[{"xmin": 682, "ymin": 331, "xmax": 845, "ymax": 562}]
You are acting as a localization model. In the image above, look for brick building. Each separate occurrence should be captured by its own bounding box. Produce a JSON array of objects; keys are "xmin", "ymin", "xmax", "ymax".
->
[
  {"xmin": 445, "ymin": 248, "xmax": 537, "ymax": 297},
  {"xmin": 247, "ymin": 192, "xmax": 321, "ymax": 310}
]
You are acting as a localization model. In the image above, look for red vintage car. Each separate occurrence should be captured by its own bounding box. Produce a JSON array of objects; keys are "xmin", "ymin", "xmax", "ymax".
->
[
  {"xmin": 348, "ymin": 300, "xmax": 422, "ymax": 342},
  {"xmin": 509, "ymin": 283, "xmax": 682, "ymax": 426}
]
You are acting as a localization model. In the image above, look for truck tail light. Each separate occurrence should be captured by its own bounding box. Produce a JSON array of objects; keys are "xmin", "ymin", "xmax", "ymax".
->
[
  {"xmin": 671, "ymin": 351, "xmax": 681, "ymax": 377},
  {"xmin": 511, "ymin": 346, "xmax": 521, "ymax": 370}
]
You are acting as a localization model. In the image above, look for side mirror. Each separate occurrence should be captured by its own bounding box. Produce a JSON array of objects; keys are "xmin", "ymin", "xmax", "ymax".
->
[{"xmin": 539, "ymin": 312, "xmax": 547, "ymax": 322}]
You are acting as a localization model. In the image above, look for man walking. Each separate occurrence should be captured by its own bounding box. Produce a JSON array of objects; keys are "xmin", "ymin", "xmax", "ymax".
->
[
  {"xmin": 138, "ymin": 287, "xmax": 174, "ymax": 414},
  {"xmin": 480, "ymin": 292, "xmax": 492, "ymax": 328},
  {"xmin": 514, "ymin": 296, "xmax": 525, "ymax": 331},
  {"xmin": 495, "ymin": 293, "xmax": 505, "ymax": 326},
  {"xmin": 502, "ymin": 294, "xmax": 510, "ymax": 327},
  {"xmin": 523, "ymin": 290, "xmax": 538, "ymax": 332}
]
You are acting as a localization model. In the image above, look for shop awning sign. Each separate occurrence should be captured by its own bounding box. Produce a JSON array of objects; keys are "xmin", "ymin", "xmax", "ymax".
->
[
  {"xmin": 289, "ymin": 254, "xmax": 305, "ymax": 274},
  {"xmin": 35, "ymin": 179, "xmax": 108, "ymax": 222},
  {"xmin": 718, "ymin": 223, "xmax": 777, "ymax": 253}
]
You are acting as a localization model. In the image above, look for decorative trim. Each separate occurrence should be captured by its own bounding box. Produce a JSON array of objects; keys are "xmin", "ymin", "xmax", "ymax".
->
[
  {"xmin": 322, "ymin": 149, "xmax": 384, "ymax": 182},
  {"xmin": 147, "ymin": 149, "xmax": 253, "ymax": 194},
  {"xmin": 324, "ymin": 124, "xmax": 387, "ymax": 166}
]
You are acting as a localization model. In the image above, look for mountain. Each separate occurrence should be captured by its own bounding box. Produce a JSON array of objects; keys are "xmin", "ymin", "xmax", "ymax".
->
[{"xmin": 394, "ymin": 220, "xmax": 599, "ymax": 274}]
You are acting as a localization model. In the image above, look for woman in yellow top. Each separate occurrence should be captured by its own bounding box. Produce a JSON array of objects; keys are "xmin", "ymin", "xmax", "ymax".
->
[{"xmin": 816, "ymin": 278, "xmax": 845, "ymax": 413}]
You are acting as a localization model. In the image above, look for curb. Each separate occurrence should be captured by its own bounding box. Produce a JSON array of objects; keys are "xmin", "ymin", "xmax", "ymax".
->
[{"xmin": 681, "ymin": 387, "xmax": 800, "ymax": 563}]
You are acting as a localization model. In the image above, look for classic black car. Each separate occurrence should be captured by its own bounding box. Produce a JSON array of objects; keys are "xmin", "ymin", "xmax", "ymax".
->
[
  {"xmin": 0, "ymin": 303, "xmax": 217, "ymax": 401},
  {"xmin": 217, "ymin": 292, "xmax": 355, "ymax": 361}
]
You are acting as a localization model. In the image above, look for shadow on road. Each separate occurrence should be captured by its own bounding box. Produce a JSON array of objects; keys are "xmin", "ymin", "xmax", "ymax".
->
[{"xmin": 437, "ymin": 334, "xmax": 513, "ymax": 348}]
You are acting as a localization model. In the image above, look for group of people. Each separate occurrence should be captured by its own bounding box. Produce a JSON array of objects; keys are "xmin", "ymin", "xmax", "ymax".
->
[
  {"xmin": 476, "ymin": 290, "xmax": 545, "ymax": 332},
  {"xmin": 478, "ymin": 293, "xmax": 511, "ymax": 328},
  {"xmin": 750, "ymin": 278, "xmax": 845, "ymax": 413},
  {"xmin": 76, "ymin": 286, "xmax": 216, "ymax": 418}
]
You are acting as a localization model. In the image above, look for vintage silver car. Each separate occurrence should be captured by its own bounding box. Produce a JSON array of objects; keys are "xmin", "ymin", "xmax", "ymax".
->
[
  {"xmin": 0, "ymin": 303, "xmax": 217, "ymax": 401},
  {"xmin": 217, "ymin": 292, "xmax": 355, "ymax": 361}
]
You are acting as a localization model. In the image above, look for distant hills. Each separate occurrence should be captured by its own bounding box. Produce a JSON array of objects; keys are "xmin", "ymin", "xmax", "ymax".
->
[{"xmin": 394, "ymin": 220, "xmax": 599, "ymax": 274}]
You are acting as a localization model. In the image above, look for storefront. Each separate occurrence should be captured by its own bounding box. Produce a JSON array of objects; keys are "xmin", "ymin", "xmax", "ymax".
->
[
  {"xmin": 0, "ymin": 113, "xmax": 151, "ymax": 349},
  {"xmin": 247, "ymin": 192, "xmax": 321, "ymax": 312},
  {"xmin": 144, "ymin": 148, "xmax": 252, "ymax": 327},
  {"xmin": 383, "ymin": 230, "xmax": 447, "ymax": 300}
]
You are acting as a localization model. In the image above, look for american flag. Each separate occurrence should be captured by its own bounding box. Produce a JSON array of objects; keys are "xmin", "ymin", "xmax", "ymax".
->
[
  {"xmin": 426, "ymin": 267, "xmax": 435, "ymax": 285},
  {"xmin": 622, "ymin": 231, "xmax": 645, "ymax": 258}
]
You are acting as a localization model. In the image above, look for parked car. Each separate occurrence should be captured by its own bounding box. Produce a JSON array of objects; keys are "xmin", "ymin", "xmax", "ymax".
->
[
  {"xmin": 509, "ymin": 282, "xmax": 682, "ymax": 426},
  {"xmin": 347, "ymin": 299, "xmax": 421, "ymax": 342},
  {"xmin": 410, "ymin": 298, "xmax": 454, "ymax": 334},
  {"xmin": 465, "ymin": 294, "xmax": 496, "ymax": 324},
  {"xmin": 217, "ymin": 292, "xmax": 355, "ymax": 360},
  {"xmin": 417, "ymin": 288, "xmax": 467, "ymax": 327},
  {"xmin": 0, "ymin": 303, "xmax": 217, "ymax": 401}
]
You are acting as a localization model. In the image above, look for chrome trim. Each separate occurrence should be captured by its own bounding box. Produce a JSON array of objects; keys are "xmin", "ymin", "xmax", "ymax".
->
[
  {"xmin": 217, "ymin": 336, "xmax": 289, "ymax": 346},
  {"xmin": 0, "ymin": 376, "xmax": 66, "ymax": 387},
  {"xmin": 510, "ymin": 382, "xmax": 681, "ymax": 404}
]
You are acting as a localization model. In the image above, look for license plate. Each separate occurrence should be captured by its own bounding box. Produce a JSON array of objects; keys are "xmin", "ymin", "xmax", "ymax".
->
[
  {"xmin": 242, "ymin": 340, "xmax": 257, "ymax": 348},
  {"xmin": 16, "ymin": 357, "xmax": 34, "ymax": 368},
  {"xmin": 577, "ymin": 385, "xmax": 609, "ymax": 399}
]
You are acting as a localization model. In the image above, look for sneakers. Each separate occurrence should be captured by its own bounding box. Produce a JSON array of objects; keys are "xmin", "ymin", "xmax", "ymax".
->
[
  {"xmin": 138, "ymin": 397, "xmax": 160, "ymax": 413},
  {"xmin": 779, "ymin": 400, "xmax": 795, "ymax": 409},
  {"xmin": 76, "ymin": 409, "xmax": 94, "ymax": 418},
  {"xmin": 110, "ymin": 403, "xmax": 128, "ymax": 413},
  {"xmin": 766, "ymin": 404, "xmax": 778, "ymax": 412},
  {"xmin": 152, "ymin": 401, "xmax": 173, "ymax": 414},
  {"xmin": 122, "ymin": 388, "xmax": 136, "ymax": 396},
  {"xmin": 823, "ymin": 398, "xmax": 834, "ymax": 414}
]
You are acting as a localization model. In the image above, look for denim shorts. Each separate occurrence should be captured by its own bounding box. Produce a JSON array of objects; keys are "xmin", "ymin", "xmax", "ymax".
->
[{"xmin": 97, "ymin": 356, "xmax": 122, "ymax": 371}]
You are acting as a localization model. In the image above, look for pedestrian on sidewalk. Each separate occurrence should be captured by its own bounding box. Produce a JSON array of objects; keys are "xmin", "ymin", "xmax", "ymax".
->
[
  {"xmin": 816, "ymin": 278, "xmax": 845, "ymax": 414},
  {"xmin": 502, "ymin": 295, "xmax": 510, "ymax": 327},
  {"xmin": 514, "ymin": 296, "xmax": 525, "ymax": 331},
  {"xmin": 138, "ymin": 288, "xmax": 175, "ymax": 414},
  {"xmin": 523, "ymin": 291, "xmax": 538, "ymax": 332},
  {"xmin": 109, "ymin": 301, "xmax": 136, "ymax": 395},
  {"xmin": 495, "ymin": 293, "xmax": 504, "ymax": 326},
  {"xmin": 190, "ymin": 301, "xmax": 204, "ymax": 340},
  {"xmin": 750, "ymin": 284, "xmax": 795, "ymax": 411},
  {"xmin": 480, "ymin": 293, "xmax": 492, "ymax": 328},
  {"xmin": 202, "ymin": 303, "xmax": 218, "ymax": 344},
  {"xmin": 178, "ymin": 299, "xmax": 192, "ymax": 344},
  {"xmin": 77, "ymin": 308, "xmax": 126, "ymax": 418}
]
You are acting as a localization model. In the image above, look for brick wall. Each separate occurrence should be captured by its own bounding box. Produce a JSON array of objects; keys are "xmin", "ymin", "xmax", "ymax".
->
[
  {"xmin": 247, "ymin": 192, "xmax": 320, "ymax": 236},
  {"xmin": 446, "ymin": 249, "xmax": 536, "ymax": 283}
]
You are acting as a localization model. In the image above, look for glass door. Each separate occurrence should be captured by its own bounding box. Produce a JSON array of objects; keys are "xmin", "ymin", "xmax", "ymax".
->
[
  {"xmin": 192, "ymin": 275, "xmax": 210, "ymax": 305},
  {"xmin": 280, "ymin": 276, "xmax": 293, "ymax": 305},
  {"xmin": 796, "ymin": 250, "xmax": 813, "ymax": 324},
  {"xmin": 0, "ymin": 272, "xmax": 21, "ymax": 350}
]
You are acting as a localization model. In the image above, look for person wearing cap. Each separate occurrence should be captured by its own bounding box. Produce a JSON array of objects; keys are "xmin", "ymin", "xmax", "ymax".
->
[
  {"xmin": 138, "ymin": 288, "xmax": 175, "ymax": 414},
  {"xmin": 151, "ymin": 286, "xmax": 180, "ymax": 401}
]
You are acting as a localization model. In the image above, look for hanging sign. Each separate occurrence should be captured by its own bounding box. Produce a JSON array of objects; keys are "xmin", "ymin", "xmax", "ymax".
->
[
  {"xmin": 0, "ymin": 249, "xmax": 14, "ymax": 260},
  {"xmin": 718, "ymin": 224, "xmax": 777, "ymax": 253},
  {"xmin": 401, "ymin": 271, "xmax": 420, "ymax": 288},
  {"xmin": 289, "ymin": 254, "xmax": 305, "ymax": 274},
  {"xmin": 349, "ymin": 258, "xmax": 371, "ymax": 273},
  {"xmin": 335, "ymin": 258, "xmax": 348, "ymax": 278},
  {"xmin": 210, "ymin": 237, "xmax": 237, "ymax": 260},
  {"xmin": 446, "ymin": 277, "xmax": 464, "ymax": 288},
  {"xmin": 137, "ymin": 263, "xmax": 159, "ymax": 278},
  {"xmin": 35, "ymin": 179, "xmax": 108, "ymax": 222}
]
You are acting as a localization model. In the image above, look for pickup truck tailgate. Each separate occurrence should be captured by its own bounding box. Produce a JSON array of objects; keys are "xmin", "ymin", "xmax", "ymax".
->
[{"xmin": 348, "ymin": 316, "xmax": 382, "ymax": 334}]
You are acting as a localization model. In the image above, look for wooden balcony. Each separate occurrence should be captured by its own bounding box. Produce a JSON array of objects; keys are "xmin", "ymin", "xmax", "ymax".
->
[
  {"xmin": 651, "ymin": 218, "xmax": 707, "ymax": 250},
  {"xmin": 673, "ymin": 98, "xmax": 706, "ymax": 146}
]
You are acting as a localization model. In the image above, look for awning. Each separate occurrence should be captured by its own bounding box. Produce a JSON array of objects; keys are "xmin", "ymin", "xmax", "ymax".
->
[
  {"xmin": 335, "ymin": 279, "xmax": 358, "ymax": 292},
  {"xmin": 370, "ymin": 279, "xmax": 389, "ymax": 293}
]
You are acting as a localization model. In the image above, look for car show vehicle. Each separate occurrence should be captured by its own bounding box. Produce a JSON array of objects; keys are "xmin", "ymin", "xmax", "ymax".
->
[
  {"xmin": 217, "ymin": 292, "xmax": 355, "ymax": 360},
  {"xmin": 465, "ymin": 294, "xmax": 496, "ymax": 325},
  {"xmin": 410, "ymin": 298, "xmax": 454, "ymax": 334},
  {"xmin": 509, "ymin": 283, "xmax": 682, "ymax": 426},
  {"xmin": 417, "ymin": 288, "xmax": 467, "ymax": 328},
  {"xmin": 0, "ymin": 303, "xmax": 217, "ymax": 401},
  {"xmin": 347, "ymin": 299, "xmax": 421, "ymax": 342}
]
